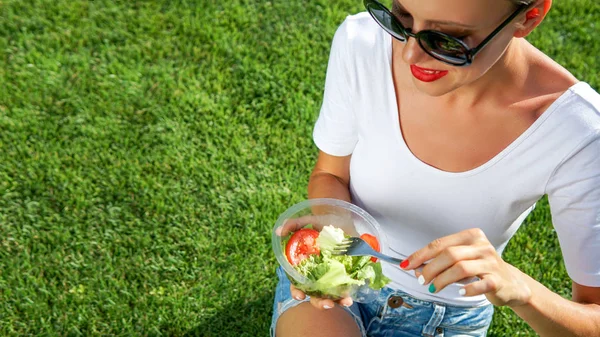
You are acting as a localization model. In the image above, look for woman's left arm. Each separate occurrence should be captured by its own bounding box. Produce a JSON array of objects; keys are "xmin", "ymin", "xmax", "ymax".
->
[
  {"xmin": 402, "ymin": 228, "xmax": 600, "ymax": 337},
  {"xmin": 511, "ymin": 276, "xmax": 600, "ymax": 337}
]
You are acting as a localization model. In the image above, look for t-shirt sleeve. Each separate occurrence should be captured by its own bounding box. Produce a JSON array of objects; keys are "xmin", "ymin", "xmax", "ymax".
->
[
  {"xmin": 312, "ymin": 19, "xmax": 358, "ymax": 156},
  {"xmin": 546, "ymin": 134, "xmax": 600, "ymax": 286}
]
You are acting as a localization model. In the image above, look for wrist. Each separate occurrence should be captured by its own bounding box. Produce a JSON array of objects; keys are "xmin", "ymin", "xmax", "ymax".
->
[{"xmin": 506, "ymin": 263, "xmax": 534, "ymax": 308}]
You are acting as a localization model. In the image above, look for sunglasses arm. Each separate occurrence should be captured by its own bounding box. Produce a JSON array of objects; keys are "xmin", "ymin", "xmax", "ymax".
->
[{"xmin": 470, "ymin": 5, "xmax": 528, "ymax": 58}]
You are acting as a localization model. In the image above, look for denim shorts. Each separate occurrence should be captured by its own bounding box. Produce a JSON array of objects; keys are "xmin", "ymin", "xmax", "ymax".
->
[{"xmin": 271, "ymin": 267, "xmax": 494, "ymax": 337}]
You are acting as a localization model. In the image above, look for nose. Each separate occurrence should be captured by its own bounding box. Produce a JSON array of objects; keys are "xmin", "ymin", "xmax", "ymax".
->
[{"xmin": 401, "ymin": 34, "xmax": 429, "ymax": 65}]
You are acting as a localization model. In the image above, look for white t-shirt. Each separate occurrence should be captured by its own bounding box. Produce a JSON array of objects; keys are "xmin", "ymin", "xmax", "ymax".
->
[{"xmin": 313, "ymin": 12, "xmax": 600, "ymax": 306}]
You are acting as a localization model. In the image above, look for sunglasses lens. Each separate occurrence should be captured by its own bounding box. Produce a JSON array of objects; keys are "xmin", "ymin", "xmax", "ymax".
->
[
  {"xmin": 420, "ymin": 33, "xmax": 468, "ymax": 65},
  {"xmin": 367, "ymin": 2, "xmax": 406, "ymax": 42}
]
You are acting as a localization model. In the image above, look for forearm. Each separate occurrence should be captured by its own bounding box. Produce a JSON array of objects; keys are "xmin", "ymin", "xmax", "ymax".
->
[
  {"xmin": 511, "ymin": 272, "xmax": 600, "ymax": 336},
  {"xmin": 307, "ymin": 170, "xmax": 351, "ymax": 202}
]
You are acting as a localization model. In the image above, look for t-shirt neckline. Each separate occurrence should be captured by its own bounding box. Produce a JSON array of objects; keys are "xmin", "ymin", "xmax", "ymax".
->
[{"xmin": 382, "ymin": 33, "xmax": 585, "ymax": 177}]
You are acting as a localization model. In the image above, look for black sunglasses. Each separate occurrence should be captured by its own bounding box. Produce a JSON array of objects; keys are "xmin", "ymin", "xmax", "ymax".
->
[{"xmin": 364, "ymin": 0, "xmax": 528, "ymax": 66}]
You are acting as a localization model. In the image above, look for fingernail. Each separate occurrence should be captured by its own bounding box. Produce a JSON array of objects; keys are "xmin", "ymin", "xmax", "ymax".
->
[
  {"xmin": 293, "ymin": 296, "xmax": 302, "ymax": 300},
  {"xmin": 400, "ymin": 260, "xmax": 409, "ymax": 269},
  {"xmin": 417, "ymin": 275, "xmax": 425, "ymax": 285},
  {"xmin": 343, "ymin": 302, "xmax": 351, "ymax": 307},
  {"xmin": 428, "ymin": 284, "xmax": 436, "ymax": 293},
  {"xmin": 323, "ymin": 305, "xmax": 333, "ymax": 309},
  {"xmin": 458, "ymin": 288, "xmax": 466, "ymax": 296}
]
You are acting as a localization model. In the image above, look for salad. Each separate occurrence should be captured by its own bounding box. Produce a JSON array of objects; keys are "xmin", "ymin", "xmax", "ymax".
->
[{"xmin": 284, "ymin": 225, "xmax": 391, "ymax": 299}]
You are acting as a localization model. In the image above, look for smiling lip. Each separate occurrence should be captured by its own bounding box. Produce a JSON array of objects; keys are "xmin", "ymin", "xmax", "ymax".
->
[{"xmin": 410, "ymin": 65, "xmax": 448, "ymax": 82}]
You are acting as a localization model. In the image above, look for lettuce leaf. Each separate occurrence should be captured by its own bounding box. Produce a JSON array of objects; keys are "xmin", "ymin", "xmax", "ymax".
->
[{"xmin": 292, "ymin": 225, "xmax": 391, "ymax": 299}]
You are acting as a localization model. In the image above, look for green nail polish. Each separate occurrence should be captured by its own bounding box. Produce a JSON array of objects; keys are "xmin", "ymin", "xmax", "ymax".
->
[{"xmin": 428, "ymin": 283, "xmax": 436, "ymax": 293}]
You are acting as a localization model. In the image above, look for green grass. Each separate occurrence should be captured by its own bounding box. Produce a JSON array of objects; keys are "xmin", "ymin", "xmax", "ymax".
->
[{"xmin": 0, "ymin": 0, "xmax": 598, "ymax": 336}]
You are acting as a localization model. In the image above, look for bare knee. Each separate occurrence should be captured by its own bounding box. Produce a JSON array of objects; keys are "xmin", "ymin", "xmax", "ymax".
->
[{"xmin": 275, "ymin": 302, "xmax": 361, "ymax": 337}]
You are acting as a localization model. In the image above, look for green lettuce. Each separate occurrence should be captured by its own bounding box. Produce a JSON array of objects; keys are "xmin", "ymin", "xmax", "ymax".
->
[{"xmin": 291, "ymin": 225, "xmax": 391, "ymax": 299}]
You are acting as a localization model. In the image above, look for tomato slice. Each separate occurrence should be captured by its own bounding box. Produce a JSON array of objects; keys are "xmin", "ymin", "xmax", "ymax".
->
[
  {"xmin": 285, "ymin": 228, "xmax": 321, "ymax": 266},
  {"xmin": 360, "ymin": 233, "xmax": 380, "ymax": 263}
]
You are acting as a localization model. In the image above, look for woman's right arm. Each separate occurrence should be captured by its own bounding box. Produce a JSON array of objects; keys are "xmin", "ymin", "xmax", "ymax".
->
[
  {"xmin": 308, "ymin": 151, "xmax": 352, "ymax": 202},
  {"xmin": 289, "ymin": 150, "xmax": 354, "ymax": 310}
]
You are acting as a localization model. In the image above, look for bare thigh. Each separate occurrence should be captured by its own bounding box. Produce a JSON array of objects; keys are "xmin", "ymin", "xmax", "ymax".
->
[{"xmin": 275, "ymin": 302, "xmax": 362, "ymax": 337}]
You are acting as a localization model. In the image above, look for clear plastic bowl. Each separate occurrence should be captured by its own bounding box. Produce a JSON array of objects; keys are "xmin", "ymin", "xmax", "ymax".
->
[{"xmin": 272, "ymin": 198, "xmax": 388, "ymax": 302}]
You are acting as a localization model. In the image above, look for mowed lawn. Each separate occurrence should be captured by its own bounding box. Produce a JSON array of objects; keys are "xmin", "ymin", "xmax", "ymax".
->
[{"xmin": 0, "ymin": 0, "xmax": 598, "ymax": 336}]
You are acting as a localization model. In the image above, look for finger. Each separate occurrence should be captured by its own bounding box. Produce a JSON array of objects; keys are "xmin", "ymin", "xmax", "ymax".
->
[
  {"xmin": 338, "ymin": 297, "xmax": 354, "ymax": 308},
  {"xmin": 276, "ymin": 215, "xmax": 320, "ymax": 236},
  {"xmin": 277, "ymin": 214, "xmax": 356, "ymax": 236},
  {"xmin": 310, "ymin": 296, "xmax": 336, "ymax": 310},
  {"xmin": 311, "ymin": 213, "xmax": 356, "ymax": 235},
  {"xmin": 403, "ymin": 228, "xmax": 488, "ymax": 270},
  {"xmin": 459, "ymin": 275, "xmax": 500, "ymax": 297},
  {"xmin": 289, "ymin": 284, "xmax": 348, "ymax": 309},
  {"xmin": 419, "ymin": 245, "xmax": 487, "ymax": 285},
  {"xmin": 290, "ymin": 284, "xmax": 306, "ymax": 301},
  {"xmin": 412, "ymin": 264, "xmax": 427, "ymax": 282},
  {"xmin": 427, "ymin": 260, "xmax": 491, "ymax": 294}
]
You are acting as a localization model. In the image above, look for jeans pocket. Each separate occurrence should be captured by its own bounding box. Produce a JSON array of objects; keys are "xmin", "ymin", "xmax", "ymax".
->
[
  {"xmin": 438, "ymin": 304, "xmax": 494, "ymax": 336},
  {"xmin": 365, "ymin": 296, "xmax": 426, "ymax": 337}
]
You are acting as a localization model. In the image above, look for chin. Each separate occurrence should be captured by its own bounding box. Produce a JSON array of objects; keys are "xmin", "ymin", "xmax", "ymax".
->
[{"xmin": 411, "ymin": 78, "xmax": 460, "ymax": 97}]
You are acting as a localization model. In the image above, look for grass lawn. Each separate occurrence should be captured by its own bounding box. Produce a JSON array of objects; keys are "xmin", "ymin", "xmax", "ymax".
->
[{"xmin": 1, "ymin": 0, "xmax": 598, "ymax": 336}]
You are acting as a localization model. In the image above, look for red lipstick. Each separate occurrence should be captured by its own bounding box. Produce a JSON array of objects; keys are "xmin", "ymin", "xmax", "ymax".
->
[{"xmin": 410, "ymin": 64, "xmax": 448, "ymax": 82}]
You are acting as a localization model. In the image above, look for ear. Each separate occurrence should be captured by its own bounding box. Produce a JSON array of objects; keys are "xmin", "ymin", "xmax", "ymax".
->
[{"xmin": 514, "ymin": 0, "xmax": 552, "ymax": 38}]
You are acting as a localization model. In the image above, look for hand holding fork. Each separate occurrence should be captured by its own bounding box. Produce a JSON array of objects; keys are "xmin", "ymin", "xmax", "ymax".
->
[{"xmin": 333, "ymin": 236, "xmax": 478, "ymax": 287}]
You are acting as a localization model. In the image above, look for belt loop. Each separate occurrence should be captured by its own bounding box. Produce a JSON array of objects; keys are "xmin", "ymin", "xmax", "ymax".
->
[{"xmin": 422, "ymin": 302, "xmax": 445, "ymax": 336}]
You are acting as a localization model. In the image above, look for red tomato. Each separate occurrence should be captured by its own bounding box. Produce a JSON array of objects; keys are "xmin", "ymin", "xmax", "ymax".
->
[
  {"xmin": 285, "ymin": 228, "xmax": 321, "ymax": 266},
  {"xmin": 360, "ymin": 233, "xmax": 380, "ymax": 263}
]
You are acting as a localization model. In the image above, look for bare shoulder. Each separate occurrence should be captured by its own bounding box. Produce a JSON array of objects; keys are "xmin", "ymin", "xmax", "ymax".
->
[{"xmin": 522, "ymin": 41, "xmax": 580, "ymax": 116}]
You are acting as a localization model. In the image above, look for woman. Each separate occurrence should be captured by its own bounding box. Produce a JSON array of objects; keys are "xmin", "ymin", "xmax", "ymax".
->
[{"xmin": 272, "ymin": 0, "xmax": 600, "ymax": 336}]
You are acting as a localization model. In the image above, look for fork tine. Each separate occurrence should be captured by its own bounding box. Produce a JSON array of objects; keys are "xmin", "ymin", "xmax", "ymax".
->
[
  {"xmin": 330, "ymin": 239, "xmax": 355, "ymax": 255},
  {"xmin": 333, "ymin": 247, "xmax": 348, "ymax": 252},
  {"xmin": 331, "ymin": 242, "xmax": 350, "ymax": 254},
  {"xmin": 332, "ymin": 247, "xmax": 349, "ymax": 252}
]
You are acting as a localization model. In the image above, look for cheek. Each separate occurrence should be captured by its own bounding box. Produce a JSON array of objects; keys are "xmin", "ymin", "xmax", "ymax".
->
[{"xmin": 469, "ymin": 34, "xmax": 514, "ymax": 71}]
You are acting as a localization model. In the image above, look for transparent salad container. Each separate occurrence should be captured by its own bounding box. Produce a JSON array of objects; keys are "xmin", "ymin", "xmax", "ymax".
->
[{"xmin": 272, "ymin": 198, "xmax": 388, "ymax": 303}]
